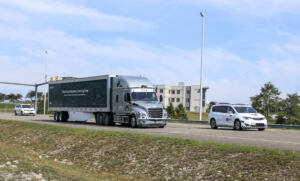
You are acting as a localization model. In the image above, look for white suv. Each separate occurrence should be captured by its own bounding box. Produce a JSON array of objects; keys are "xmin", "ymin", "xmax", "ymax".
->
[
  {"xmin": 15, "ymin": 104, "xmax": 35, "ymax": 116},
  {"xmin": 208, "ymin": 104, "xmax": 267, "ymax": 131}
]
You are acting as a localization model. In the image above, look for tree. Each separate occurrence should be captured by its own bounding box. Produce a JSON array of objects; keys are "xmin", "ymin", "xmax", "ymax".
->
[
  {"xmin": 166, "ymin": 103, "xmax": 175, "ymax": 119},
  {"xmin": 276, "ymin": 93, "xmax": 300, "ymax": 125},
  {"xmin": 0, "ymin": 93, "xmax": 5, "ymax": 102},
  {"xmin": 15, "ymin": 94, "xmax": 23, "ymax": 101},
  {"xmin": 175, "ymin": 104, "xmax": 188, "ymax": 120},
  {"xmin": 250, "ymin": 82, "xmax": 281, "ymax": 118},
  {"xmin": 26, "ymin": 91, "xmax": 43, "ymax": 102},
  {"xmin": 6, "ymin": 94, "xmax": 17, "ymax": 102}
]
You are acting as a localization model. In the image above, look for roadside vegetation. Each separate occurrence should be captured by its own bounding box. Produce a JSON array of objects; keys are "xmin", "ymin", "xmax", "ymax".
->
[
  {"xmin": 250, "ymin": 82, "xmax": 300, "ymax": 125},
  {"xmin": 0, "ymin": 91, "xmax": 51, "ymax": 114},
  {"xmin": 0, "ymin": 119, "xmax": 299, "ymax": 180}
]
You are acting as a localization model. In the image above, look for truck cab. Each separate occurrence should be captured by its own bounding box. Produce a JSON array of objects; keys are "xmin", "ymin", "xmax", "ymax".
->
[{"xmin": 112, "ymin": 75, "xmax": 167, "ymax": 128}]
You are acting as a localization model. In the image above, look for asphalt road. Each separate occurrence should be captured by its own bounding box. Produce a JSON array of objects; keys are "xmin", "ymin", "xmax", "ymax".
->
[{"xmin": 1, "ymin": 112, "xmax": 299, "ymax": 151}]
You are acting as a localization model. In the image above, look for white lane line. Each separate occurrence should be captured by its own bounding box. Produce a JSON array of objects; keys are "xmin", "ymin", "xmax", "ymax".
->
[{"xmin": 203, "ymin": 134, "xmax": 300, "ymax": 145}]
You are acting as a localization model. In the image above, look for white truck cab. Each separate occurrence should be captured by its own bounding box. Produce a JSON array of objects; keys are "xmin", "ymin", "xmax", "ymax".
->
[{"xmin": 208, "ymin": 104, "xmax": 267, "ymax": 131}]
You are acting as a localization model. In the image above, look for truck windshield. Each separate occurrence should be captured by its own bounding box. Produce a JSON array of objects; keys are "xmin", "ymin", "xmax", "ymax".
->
[
  {"xmin": 234, "ymin": 107, "xmax": 257, "ymax": 113},
  {"xmin": 22, "ymin": 105, "xmax": 32, "ymax": 108},
  {"xmin": 132, "ymin": 92, "xmax": 157, "ymax": 101}
]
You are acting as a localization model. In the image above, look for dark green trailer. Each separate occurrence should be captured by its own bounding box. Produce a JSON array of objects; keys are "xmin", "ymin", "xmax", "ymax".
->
[{"xmin": 48, "ymin": 75, "xmax": 112, "ymax": 113}]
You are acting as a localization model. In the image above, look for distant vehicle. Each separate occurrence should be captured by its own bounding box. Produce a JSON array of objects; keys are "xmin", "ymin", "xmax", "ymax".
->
[
  {"xmin": 208, "ymin": 104, "xmax": 267, "ymax": 131},
  {"xmin": 48, "ymin": 75, "xmax": 168, "ymax": 128},
  {"xmin": 15, "ymin": 104, "xmax": 35, "ymax": 116}
]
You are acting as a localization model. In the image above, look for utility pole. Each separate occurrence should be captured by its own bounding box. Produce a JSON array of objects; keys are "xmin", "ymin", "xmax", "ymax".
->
[
  {"xmin": 199, "ymin": 12, "xmax": 205, "ymax": 121},
  {"xmin": 43, "ymin": 50, "xmax": 48, "ymax": 115}
]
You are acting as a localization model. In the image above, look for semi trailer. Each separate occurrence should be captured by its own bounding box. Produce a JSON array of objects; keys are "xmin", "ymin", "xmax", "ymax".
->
[{"xmin": 48, "ymin": 75, "xmax": 167, "ymax": 128}]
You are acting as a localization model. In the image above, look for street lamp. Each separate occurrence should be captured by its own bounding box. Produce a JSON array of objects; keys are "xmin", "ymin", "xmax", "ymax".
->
[
  {"xmin": 199, "ymin": 12, "xmax": 205, "ymax": 120},
  {"xmin": 43, "ymin": 50, "xmax": 48, "ymax": 115}
]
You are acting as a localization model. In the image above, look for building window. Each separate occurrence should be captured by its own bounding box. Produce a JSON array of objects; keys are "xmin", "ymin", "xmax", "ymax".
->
[
  {"xmin": 171, "ymin": 98, "xmax": 175, "ymax": 102},
  {"xmin": 186, "ymin": 107, "xmax": 190, "ymax": 111},
  {"xmin": 186, "ymin": 90, "xmax": 190, "ymax": 94},
  {"xmin": 160, "ymin": 89, "xmax": 163, "ymax": 93},
  {"xmin": 186, "ymin": 98, "xmax": 190, "ymax": 102},
  {"xmin": 177, "ymin": 90, "xmax": 180, "ymax": 94},
  {"xmin": 171, "ymin": 90, "xmax": 175, "ymax": 94},
  {"xmin": 197, "ymin": 89, "xmax": 200, "ymax": 93},
  {"xmin": 159, "ymin": 95, "xmax": 163, "ymax": 102},
  {"xmin": 176, "ymin": 98, "xmax": 180, "ymax": 102},
  {"xmin": 169, "ymin": 90, "xmax": 170, "ymax": 94}
]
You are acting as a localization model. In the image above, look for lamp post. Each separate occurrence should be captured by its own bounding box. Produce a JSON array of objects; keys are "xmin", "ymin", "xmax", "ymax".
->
[
  {"xmin": 199, "ymin": 12, "xmax": 205, "ymax": 120},
  {"xmin": 43, "ymin": 50, "xmax": 48, "ymax": 115}
]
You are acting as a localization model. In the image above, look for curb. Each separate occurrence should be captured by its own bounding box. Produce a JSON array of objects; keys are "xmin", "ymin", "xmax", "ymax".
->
[{"xmin": 168, "ymin": 120, "xmax": 300, "ymax": 129}]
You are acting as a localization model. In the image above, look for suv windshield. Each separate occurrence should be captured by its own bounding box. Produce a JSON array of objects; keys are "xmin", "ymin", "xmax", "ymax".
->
[
  {"xmin": 132, "ymin": 92, "xmax": 157, "ymax": 101},
  {"xmin": 22, "ymin": 105, "xmax": 32, "ymax": 108},
  {"xmin": 234, "ymin": 106, "xmax": 257, "ymax": 113}
]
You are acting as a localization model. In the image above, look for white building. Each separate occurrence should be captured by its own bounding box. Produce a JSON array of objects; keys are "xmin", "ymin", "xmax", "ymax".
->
[{"xmin": 154, "ymin": 83, "xmax": 209, "ymax": 112}]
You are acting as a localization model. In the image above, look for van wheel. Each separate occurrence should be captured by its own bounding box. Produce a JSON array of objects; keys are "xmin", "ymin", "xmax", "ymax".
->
[
  {"xmin": 210, "ymin": 119, "xmax": 218, "ymax": 129},
  {"xmin": 258, "ymin": 128, "xmax": 265, "ymax": 131},
  {"xmin": 130, "ymin": 116, "xmax": 137, "ymax": 128},
  {"xmin": 234, "ymin": 120, "xmax": 242, "ymax": 130},
  {"xmin": 21, "ymin": 111, "xmax": 24, "ymax": 116}
]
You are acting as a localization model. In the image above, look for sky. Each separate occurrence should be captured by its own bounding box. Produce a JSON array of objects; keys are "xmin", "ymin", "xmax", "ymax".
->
[{"xmin": 0, "ymin": 0, "xmax": 299, "ymax": 103}]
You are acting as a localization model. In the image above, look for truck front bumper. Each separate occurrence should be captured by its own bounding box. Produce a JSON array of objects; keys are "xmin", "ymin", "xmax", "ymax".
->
[{"xmin": 138, "ymin": 118, "xmax": 167, "ymax": 128}]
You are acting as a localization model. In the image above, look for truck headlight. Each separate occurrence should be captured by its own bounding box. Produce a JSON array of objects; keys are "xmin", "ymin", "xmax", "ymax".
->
[
  {"xmin": 163, "ymin": 110, "xmax": 168, "ymax": 118},
  {"xmin": 138, "ymin": 112, "xmax": 147, "ymax": 119}
]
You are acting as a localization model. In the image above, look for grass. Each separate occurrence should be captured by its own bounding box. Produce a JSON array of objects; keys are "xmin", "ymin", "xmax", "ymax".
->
[
  {"xmin": 186, "ymin": 111, "xmax": 208, "ymax": 121},
  {"xmin": 0, "ymin": 119, "xmax": 299, "ymax": 180},
  {"xmin": 0, "ymin": 103, "xmax": 15, "ymax": 113}
]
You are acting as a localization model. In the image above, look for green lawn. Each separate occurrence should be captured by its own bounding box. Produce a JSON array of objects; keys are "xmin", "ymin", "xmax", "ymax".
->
[
  {"xmin": 186, "ymin": 111, "xmax": 208, "ymax": 121},
  {"xmin": 0, "ymin": 119, "xmax": 299, "ymax": 180}
]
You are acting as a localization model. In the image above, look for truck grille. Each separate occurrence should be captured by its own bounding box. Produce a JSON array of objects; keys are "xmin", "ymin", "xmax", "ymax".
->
[{"xmin": 148, "ymin": 108, "xmax": 163, "ymax": 118}]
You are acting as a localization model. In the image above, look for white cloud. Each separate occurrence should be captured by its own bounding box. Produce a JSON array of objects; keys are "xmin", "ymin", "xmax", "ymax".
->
[{"xmin": 0, "ymin": 0, "xmax": 153, "ymax": 32}]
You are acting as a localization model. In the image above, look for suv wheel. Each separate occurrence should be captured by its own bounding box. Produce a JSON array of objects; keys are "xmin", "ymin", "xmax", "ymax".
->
[
  {"xmin": 234, "ymin": 120, "xmax": 242, "ymax": 130},
  {"xmin": 210, "ymin": 119, "xmax": 218, "ymax": 129},
  {"xmin": 15, "ymin": 111, "xmax": 17, "ymax": 116}
]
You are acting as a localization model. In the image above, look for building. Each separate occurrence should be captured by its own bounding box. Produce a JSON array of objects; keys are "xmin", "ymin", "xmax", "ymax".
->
[{"xmin": 154, "ymin": 83, "xmax": 209, "ymax": 112}]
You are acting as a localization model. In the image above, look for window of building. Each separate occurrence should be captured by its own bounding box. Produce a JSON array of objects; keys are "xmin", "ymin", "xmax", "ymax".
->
[
  {"xmin": 176, "ymin": 98, "xmax": 180, "ymax": 102},
  {"xmin": 177, "ymin": 90, "xmax": 180, "ymax": 94},
  {"xmin": 116, "ymin": 95, "xmax": 119, "ymax": 103},
  {"xmin": 169, "ymin": 90, "xmax": 170, "ymax": 94},
  {"xmin": 197, "ymin": 89, "xmax": 200, "ymax": 93},
  {"xmin": 171, "ymin": 90, "xmax": 175, "ymax": 94},
  {"xmin": 186, "ymin": 107, "xmax": 190, "ymax": 111},
  {"xmin": 186, "ymin": 90, "xmax": 190, "ymax": 94},
  {"xmin": 171, "ymin": 98, "xmax": 175, "ymax": 102},
  {"xmin": 186, "ymin": 98, "xmax": 190, "ymax": 102},
  {"xmin": 159, "ymin": 95, "xmax": 163, "ymax": 102},
  {"xmin": 160, "ymin": 89, "xmax": 163, "ymax": 93}
]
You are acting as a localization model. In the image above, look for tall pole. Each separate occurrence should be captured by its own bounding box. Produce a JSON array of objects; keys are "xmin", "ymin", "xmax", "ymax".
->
[
  {"xmin": 43, "ymin": 50, "xmax": 48, "ymax": 115},
  {"xmin": 199, "ymin": 12, "xmax": 205, "ymax": 120}
]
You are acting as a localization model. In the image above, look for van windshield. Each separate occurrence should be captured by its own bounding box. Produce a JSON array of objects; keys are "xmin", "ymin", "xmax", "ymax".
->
[
  {"xmin": 22, "ymin": 105, "xmax": 32, "ymax": 108},
  {"xmin": 132, "ymin": 92, "xmax": 157, "ymax": 101},
  {"xmin": 234, "ymin": 106, "xmax": 257, "ymax": 113}
]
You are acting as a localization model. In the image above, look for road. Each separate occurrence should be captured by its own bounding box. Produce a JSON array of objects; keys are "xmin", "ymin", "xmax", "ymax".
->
[{"xmin": 0, "ymin": 112, "xmax": 299, "ymax": 151}]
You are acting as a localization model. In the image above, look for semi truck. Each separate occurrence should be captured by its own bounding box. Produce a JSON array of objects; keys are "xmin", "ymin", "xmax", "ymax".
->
[{"xmin": 48, "ymin": 75, "xmax": 167, "ymax": 128}]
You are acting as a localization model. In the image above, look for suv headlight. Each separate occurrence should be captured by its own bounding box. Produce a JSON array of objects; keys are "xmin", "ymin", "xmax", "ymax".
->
[{"xmin": 243, "ymin": 116, "xmax": 250, "ymax": 120}]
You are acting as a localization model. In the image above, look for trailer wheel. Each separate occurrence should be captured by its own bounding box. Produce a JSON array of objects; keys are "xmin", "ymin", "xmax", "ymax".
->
[{"xmin": 61, "ymin": 112, "xmax": 68, "ymax": 122}]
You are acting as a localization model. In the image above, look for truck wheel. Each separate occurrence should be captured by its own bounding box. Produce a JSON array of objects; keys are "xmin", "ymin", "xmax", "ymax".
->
[
  {"xmin": 58, "ymin": 112, "xmax": 63, "ymax": 122},
  {"xmin": 103, "ymin": 113, "xmax": 112, "ymax": 126},
  {"xmin": 96, "ymin": 113, "xmax": 103, "ymax": 125},
  {"xmin": 130, "ymin": 116, "xmax": 137, "ymax": 128}
]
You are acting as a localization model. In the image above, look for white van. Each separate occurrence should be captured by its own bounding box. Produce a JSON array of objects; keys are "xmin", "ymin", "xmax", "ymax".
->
[
  {"xmin": 208, "ymin": 104, "xmax": 267, "ymax": 131},
  {"xmin": 15, "ymin": 104, "xmax": 35, "ymax": 116}
]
